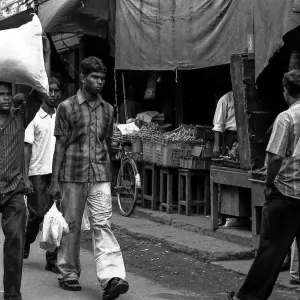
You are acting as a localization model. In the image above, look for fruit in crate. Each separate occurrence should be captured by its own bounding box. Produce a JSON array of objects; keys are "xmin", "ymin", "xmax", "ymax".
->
[
  {"xmin": 228, "ymin": 142, "xmax": 239, "ymax": 161},
  {"xmin": 163, "ymin": 124, "xmax": 204, "ymax": 142},
  {"xmin": 137, "ymin": 122, "xmax": 166, "ymax": 140}
]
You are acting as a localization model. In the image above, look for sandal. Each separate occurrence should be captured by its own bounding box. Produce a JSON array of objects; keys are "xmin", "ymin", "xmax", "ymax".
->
[
  {"xmin": 227, "ymin": 291, "xmax": 239, "ymax": 300},
  {"xmin": 58, "ymin": 279, "xmax": 82, "ymax": 291}
]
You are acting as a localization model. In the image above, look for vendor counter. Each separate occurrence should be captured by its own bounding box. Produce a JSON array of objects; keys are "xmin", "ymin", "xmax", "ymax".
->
[{"xmin": 210, "ymin": 165, "xmax": 266, "ymax": 249}]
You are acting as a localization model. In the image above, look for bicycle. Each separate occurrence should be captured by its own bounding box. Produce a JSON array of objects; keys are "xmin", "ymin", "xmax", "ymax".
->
[{"xmin": 113, "ymin": 141, "xmax": 142, "ymax": 217}]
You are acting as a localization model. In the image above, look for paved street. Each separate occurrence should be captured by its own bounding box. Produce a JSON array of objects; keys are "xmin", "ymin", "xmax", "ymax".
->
[
  {"xmin": 0, "ymin": 219, "xmax": 298, "ymax": 300},
  {"xmin": 0, "ymin": 230, "xmax": 207, "ymax": 300}
]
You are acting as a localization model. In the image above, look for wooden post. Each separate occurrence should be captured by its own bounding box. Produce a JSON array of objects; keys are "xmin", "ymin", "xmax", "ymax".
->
[
  {"xmin": 230, "ymin": 54, "xmax": 273, "ymax": 170},
  {"xmin": 210, "ymin": 180, "xmax": 219, "ymax": 230},
  {"xmin": 122, "ymin": 72, "xmax": 128, "ymax": 122},
  {"xmin": 174, "ymin": 70, "xmax": 183, "ymax": 127}
]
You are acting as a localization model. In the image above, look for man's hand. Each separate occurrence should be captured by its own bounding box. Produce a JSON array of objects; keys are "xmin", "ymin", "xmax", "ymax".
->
[
  {"xmin": 24, "ymin": 177, "xmax": 34, "ymax": 195},
  {"xmin": 213, "ymin": 145, "xmax": 221, "ymax": 157},
  {"xmin": 49, "ymin": 180, "xmax": 61, "ymax": 199},
  {"xmin": 13, "ymin": 93, "xmax": 26, "ymax": 108},
  {"xmin": 264, "ymin": 184, "xmax": 273, "ymax": 198}
]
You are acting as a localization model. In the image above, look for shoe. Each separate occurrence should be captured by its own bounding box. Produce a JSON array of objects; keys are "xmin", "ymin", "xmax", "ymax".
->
[
  {"xmin": 227, "ymin": 291, "xmax": 239, "ymax": 300},
  {"xmin": 218, "ymin": 218, "xmax": 225, "ymax": 226},
  {"xmin": 58, "ymin": 279, "xmax": 82, "ymax": 291},
  {"xmin": 45, "ymin": 262, "xmax": 60, "ymax": 274},
  {"xmin": 103, "ymin": 278, "xmax": 129, "ymax": 300},
  {"xmin": 281, "ymin": 250, "xmax": 291, "ymax": 272},
  {"xmin": 223, "ymin": 218, "xmax": 241, "ymax": 228},
  {"xmin": 4, "ymin": 292, "xmax": 22, "ymax": 300},
  {"xmin": 23, "ymin": 242, "xmax": 30, "ymax": 259},
  {"xmin": 290, "ymin": 279, "xmax": 300, "ymax": 285}
]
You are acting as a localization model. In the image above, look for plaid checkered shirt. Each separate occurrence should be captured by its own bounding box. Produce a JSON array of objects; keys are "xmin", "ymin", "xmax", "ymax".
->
[
  {"xmin": 267, "ymin": 100, "xmax": 300, "ymax": 199},
  {"xmin": 54, "ymin": 90, "xmax": 114, "ymax": 183}
]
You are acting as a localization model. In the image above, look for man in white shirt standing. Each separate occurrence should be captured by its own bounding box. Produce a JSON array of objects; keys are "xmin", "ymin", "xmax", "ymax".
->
[
  {"xmin": 212, "ymin": 91, "xmax": 237, "ymax": 157},
  {"xmin": 212, "ymin": 91, "xmax": 240, "ymax": 227},
  {"xmin": 23, "ymin": 77, "xmax": 61, "ymax": 273}
]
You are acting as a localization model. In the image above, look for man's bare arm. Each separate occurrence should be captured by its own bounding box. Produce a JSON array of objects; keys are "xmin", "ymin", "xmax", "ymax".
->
[
  {"xmin": 24, "ymin": 143, "xmax": 34, "ymax": 195},
  {"xmin": 42, "ymin": 33, "xmax": 51, "ymax": 78},
  {"xmin": 49, "ymin": 136, "xmax": 67, "ymax": 198},
  {"xmin": 213, "ymin": 131, "xmax": 222, "ymax": 157},
  {"xmin": 265, "ymin": 153, "xmax": 283, "ymax": 186}
]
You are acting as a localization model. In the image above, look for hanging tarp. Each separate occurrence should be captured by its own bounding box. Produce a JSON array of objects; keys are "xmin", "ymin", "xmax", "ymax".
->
[
  {"xmin": 254, "ymin": 0, "xmax": 300, "ymax": 79},
  {"xmin": 38, "ymin": 0, "xmax": 110, "ymax": 37},
  {"xmin": 115, "ymin": 0, "xmax": 253, "ymax": 71}
]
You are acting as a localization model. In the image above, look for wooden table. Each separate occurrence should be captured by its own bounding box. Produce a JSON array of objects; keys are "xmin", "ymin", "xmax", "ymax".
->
[
  {"xmin": 210, "ymin": 165, "xmax": 252, "ymax": 230},
  {"xmin": 249, "ymin": 179, "xmax": 266, "ymax": 248},
  {"xmin": 210, "ymin": 165, "xmax": 266, "ymax": 249}
]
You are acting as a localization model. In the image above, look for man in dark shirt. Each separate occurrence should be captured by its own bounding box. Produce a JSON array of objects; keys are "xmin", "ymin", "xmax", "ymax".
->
[
  {"xmin": 50, "ymin": 57, "xmax": 129, "ymax": 300},
  {"xmin": 0, "ymin": 81, "xmax": 28, "ymax": 300}
]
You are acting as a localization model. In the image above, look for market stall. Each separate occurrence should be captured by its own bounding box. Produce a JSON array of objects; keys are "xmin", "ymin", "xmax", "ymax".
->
[
  {"xmin": 112, "ymin": 115, "xmax": 214, "ymax": 216},
  {"xmin": 113, "ymin": 0, "xmax": 253, "ymax": 218},
  {"xmin": 211, "ymin": 1, "xmax": 300, "ymax": 246}
]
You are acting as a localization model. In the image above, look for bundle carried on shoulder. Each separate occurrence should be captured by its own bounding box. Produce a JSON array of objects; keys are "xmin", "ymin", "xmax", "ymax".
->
[{"xmin": 0, "ymin": 14, "xmax": 49, "ymax": 94}]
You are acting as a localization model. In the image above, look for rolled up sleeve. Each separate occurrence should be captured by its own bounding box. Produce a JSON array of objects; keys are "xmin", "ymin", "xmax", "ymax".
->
[
  {"xmin": 213, "ymin": 95, "xmax": 227, "ymax": 132},
  {"xmin": 266, "ymin": 112, "xmax": 290, "ymax": 158}
]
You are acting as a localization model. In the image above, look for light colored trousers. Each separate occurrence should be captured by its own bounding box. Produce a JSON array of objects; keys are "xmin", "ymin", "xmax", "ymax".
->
[
  {"xmin": 57, "ymin": 182, "xmax": 126, "ymax": 288},
  {"xmin": 290, "ymin": 239, "xmax": 299, "ymax": 281}
]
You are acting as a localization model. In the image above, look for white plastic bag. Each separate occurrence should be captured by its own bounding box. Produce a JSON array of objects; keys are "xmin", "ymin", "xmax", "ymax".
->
[
  {"xmin": 81, "ymin": 203, "xmax": 90, "ymax": 231},
  {"xmin": 40, "ymin": 203, "xmax": 69, "ymax": 252},
  {"xmin": 0, "ymin": 14, "xmax": 49, "ymax": 94}
]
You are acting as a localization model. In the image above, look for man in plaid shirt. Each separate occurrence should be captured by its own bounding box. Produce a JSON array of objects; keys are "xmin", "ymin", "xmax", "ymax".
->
[
  {"xmin": 228, "ymin": 70, "xmax": 300, "ymax": 299},
  {"xmin": 50, "ymin": 57, "xmax": 129, "ymax": 300}
]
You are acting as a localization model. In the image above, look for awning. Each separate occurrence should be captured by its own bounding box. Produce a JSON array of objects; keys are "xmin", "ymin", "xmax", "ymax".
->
[
  {"xmin": 115, "ymin": 0, "xmax": 253, "ymax": 71},
  {"xmin": 254, "ymin": 0, "xmax": 300, "ymax": 79},
  {"xmin": 38, "ymin": 0, "xmax": 110, "ymax": 38}
]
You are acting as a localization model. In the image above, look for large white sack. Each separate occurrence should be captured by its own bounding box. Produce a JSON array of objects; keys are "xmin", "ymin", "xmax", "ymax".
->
[{"xmin": 0, "ymin": 14, "xmax": 49, "ymax": 94}]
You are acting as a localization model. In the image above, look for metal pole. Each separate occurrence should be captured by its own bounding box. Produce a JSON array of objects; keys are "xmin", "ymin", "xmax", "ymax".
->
[
  {"xmin": 122, "ymin": 72, "xmax": 128, "ymax": 122},
  {"xmin": 114, "ymin": 68, "xmax": 119, "ymax": 123}
]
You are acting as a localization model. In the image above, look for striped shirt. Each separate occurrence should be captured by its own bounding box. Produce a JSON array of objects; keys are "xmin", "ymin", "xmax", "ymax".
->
[
  {"xmin": 266, "ymin": 100, "xmax": 300, "ymax": 199},
  {"xmin": 0, "ymin": 92, "xmax": 42, "ymax": 194},
  {"xmin": 54, "ymin": 90, "xmax": 114, "ymax": 183},
  {"xmin": 0, "ymin": 104, "xmax": 27, "ymax": 194}
]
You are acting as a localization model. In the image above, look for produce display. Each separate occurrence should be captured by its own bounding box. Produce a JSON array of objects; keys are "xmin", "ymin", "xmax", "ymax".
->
[
  {"xmin": 250, "ymin": 166, "xmax": 267, "ymax": 181},
  {"xmin": 111, "ymin": 121, "xmax": 214, "ymax": 169},
  {"xmin": 162, "ymin": 125, "xmax": 199, "ymax": 141},
  {"xmin": 221, "ymin": 142, "xmax": 239, "ymax": 161},
  {"xmin": 137, "ymin": 122, "xmax": 166, "ymax": 140}
]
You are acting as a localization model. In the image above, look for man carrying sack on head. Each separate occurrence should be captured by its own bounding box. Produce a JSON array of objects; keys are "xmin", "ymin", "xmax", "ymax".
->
[{"xmin": 0, "ymin": 21, "xmax": 50, "ymax": 300}]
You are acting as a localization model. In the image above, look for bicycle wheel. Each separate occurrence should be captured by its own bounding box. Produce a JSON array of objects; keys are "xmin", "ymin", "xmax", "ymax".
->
[{"xmin": 116, "ymin": 157, "xmax": 139, "ymax": 217}]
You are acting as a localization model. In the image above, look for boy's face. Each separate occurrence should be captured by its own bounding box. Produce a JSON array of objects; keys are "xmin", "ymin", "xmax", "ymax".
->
[
  {"xmin": 0, "ymin": 84, "xmax": 12, "ymax": 112},
  {"xmin": 46, "ymin": 83, "xmax": 60, "ymax": 107}
]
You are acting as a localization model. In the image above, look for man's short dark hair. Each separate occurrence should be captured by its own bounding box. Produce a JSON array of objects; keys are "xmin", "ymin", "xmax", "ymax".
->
[
  {"xmin": 0, "ymin": 81, "xmax": 12, "ymax": 89},
  {"xmin": 49, "ymin": 77, "xmax": 61, "ymax": 89},
  {"xmin": 81, "ymin": 57, "xmax": 107, "ymax": 76},
  {"xmin": 283, "ymin": 70, "xmax": 300, "ymax": 98}
]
